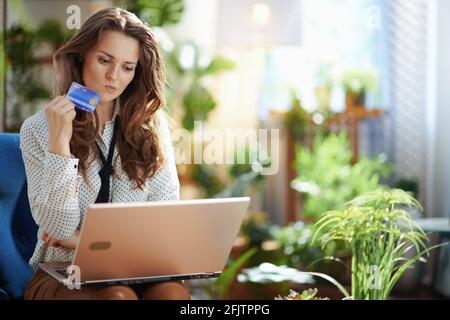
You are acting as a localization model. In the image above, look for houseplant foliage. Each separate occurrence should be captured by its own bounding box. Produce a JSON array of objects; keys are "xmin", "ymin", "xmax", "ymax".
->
[
  {"xmin": 271, "ymin": 221, "xmax": 339, "ymax": 272},
  {"xmin": 118, "ymin": 0, "xmax": 237, "ymax": 196},
  {"xmin": 340, "ymin": 67, "xmax": 377, "ymax": 109},
  {"xmin": 283, "ymin": 94, "xmax": 310, "ymax": 142},
  {"xmin": 312, "ymin": 189, "xmax": 445, "ymax": 300},
  {"xmin": 275, "ymin": 288, "xmax": 329, "ymax": 300},
  {"xmin": 163, "ymin": 43, "xmax": 235, "ymax": 196},
  {"xmin": 4, "ymin": 19, "xmax": 74, "ymax": 131},
  {"xmin": 291, "ymin": 132, "xmax": 393, "ymax": 221},
  {"xmin": 166, "ymin": 42, "xmax": 235, "ymax": 131},
  {"xmin": 290, "ymin": 129, "xmax": 393, "ymax": 284},
  {"xmin": 341, "ymin": 67, "xmax": 377, "ymax": 97},
  {"xmin": 118, "ymin": 0, "xmax": 185, "ymax": 27}
]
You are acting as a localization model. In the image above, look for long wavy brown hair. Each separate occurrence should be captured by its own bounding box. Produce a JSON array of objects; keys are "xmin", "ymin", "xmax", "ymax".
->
[{"xmin": 53, "ymin": 7, "xmax": 166, "ymax": 190}]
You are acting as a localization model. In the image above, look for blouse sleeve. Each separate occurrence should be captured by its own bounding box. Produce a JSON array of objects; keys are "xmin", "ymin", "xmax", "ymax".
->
[{"xmin": 20, "ymin": 117, "xmax": 81, "ymax": 240}]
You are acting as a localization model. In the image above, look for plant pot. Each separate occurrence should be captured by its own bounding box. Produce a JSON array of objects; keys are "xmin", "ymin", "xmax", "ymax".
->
[
  {"xmin": 315, "ymin": 85, "xmax": 332, "ymax": 110},
  {"xmin": 345, "ymin": 91, "xmax": 366, "ymax": 112}
]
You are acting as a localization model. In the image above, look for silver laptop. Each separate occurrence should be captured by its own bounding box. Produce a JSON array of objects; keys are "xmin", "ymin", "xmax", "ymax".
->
[{"xmin": 38, "ymin": 197, "xmax": 250, "ymax": 288}]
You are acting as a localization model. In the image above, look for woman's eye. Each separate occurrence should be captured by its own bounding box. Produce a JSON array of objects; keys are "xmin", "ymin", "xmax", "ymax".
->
[
  {"xmin": 99, "ymin": 57, "xmax": 110, "ymax": 64},
  {"xmin": 123, "ymin": 66, "xmax": 135, "ymax": 72}
]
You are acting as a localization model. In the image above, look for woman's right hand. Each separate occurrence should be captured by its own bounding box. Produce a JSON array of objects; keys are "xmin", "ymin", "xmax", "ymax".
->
[
  {"xmin": 42, "ymin": 230, "xmax": 80, "ymax": 250},
  {"xmin": 45, "ymin": 95, "xmax": 76, "ymax": 157}
]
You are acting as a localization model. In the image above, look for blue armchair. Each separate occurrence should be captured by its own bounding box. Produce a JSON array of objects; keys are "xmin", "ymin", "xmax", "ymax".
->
[{"xmin": 0, "ymin": 133, "xmax": 38, "ymax": 300}]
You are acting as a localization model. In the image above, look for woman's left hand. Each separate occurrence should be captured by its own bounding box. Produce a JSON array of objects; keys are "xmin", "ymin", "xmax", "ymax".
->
[{"xmin": 42, "ymin": 230, "xmax": 80, "ymax": 249}]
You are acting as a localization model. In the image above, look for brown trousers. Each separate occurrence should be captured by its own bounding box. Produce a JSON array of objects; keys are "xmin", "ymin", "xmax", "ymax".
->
[{"xmin": 24, "ymin": 269, "xmax": 191, "ymax": 300}]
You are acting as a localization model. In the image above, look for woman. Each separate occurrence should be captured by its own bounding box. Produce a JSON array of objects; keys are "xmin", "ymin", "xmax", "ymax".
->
[{"xmin": 20, "ymin": 7, "xmax": 189, "ymax": 300}]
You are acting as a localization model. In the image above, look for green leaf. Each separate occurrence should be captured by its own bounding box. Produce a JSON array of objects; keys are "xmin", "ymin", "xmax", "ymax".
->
[
  {"xmin": 136, "ymin": 0, "xmax": 185, "ymax": 27},
  {"xmin": 35, "ymin": 19, "xmax": 66, "ymax": 46},
  {"xmin": 200, "ymin": 56, "xmax": 236, "ymax": 76},
  {"xmin": 301, "ymin": 271, "xmax": 350, "ymax": 298},
  {"xmin": 215, "ymin": 247, "xmax": 258, "ymax": 299},
  {"xmin": 312, "ymin": 189, "xmax": 447, "ymax": 300},
  {"xmin": 182, "ymin": 84, "xmax": 216, "ymax": 131}
]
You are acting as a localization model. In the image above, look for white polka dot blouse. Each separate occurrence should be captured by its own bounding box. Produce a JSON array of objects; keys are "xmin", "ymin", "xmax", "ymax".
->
[{"xmin": 19, "ymin": 99, "xmax": 180, "ymax": 271}]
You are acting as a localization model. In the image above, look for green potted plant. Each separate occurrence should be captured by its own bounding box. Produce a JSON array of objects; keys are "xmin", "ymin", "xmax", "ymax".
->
[
  {"xmin": 165, "ymin": 42, "xmax": 235, "ymax": 131},
  {"xmin": 276, "ymin": 288, "xmax": 329, "ymax": 300},
  {"xmin": 314, "ymin": 62, "xmax": 334, "ymax": 111},
  {"xmin": 283, "ymin": 94, "xmax": 310, "ymax": 142},
  {"xmin": 340, "ymin": 67, "xmax": 377, "ymax": 111},
  {"xmin": 291, "ymin": 132, "xmax": 394, "ymax": 222},
  {"xmin": 312, "ymin": 189, "xmax": 445, "ymax": 300}
]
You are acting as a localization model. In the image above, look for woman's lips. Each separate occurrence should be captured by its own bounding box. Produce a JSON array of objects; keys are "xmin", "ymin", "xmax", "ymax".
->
[{"xmin": 105, "ymin": 85, "xmax": 116, "ymax": 93}]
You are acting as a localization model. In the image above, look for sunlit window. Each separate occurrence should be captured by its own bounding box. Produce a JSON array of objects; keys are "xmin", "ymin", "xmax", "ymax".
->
[{"xmin": 259, "ymin": 0, "xmax": 381, "ymax": 118}]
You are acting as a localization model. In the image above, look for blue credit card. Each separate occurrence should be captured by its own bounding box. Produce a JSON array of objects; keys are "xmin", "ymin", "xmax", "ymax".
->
[{"xmin": 67, "ymin": 82, "xmax": 101, "ymax": 113}]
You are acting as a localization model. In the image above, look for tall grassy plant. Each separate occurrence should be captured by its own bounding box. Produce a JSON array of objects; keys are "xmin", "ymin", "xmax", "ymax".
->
[{"xmin": 312, "ymin": 189, "xmax": 442, "ymax": 300}]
